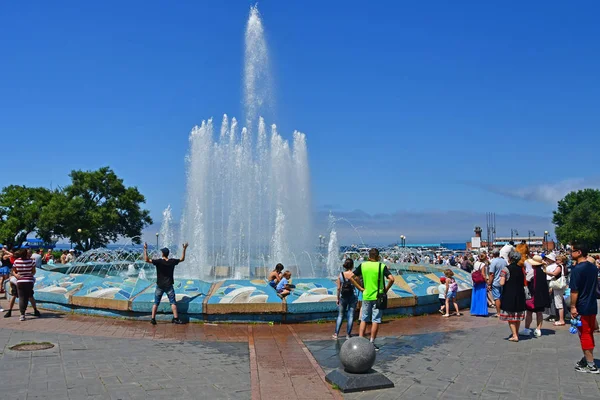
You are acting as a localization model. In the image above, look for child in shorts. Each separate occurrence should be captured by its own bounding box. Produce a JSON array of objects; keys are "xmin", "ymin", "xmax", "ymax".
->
[
  {"xmin": 438, "ymin": 277, "xmax": 447, "ymax": 314},
  {"xmin": 443, "ymin": 269, "xmax": 461, "ymax": 317}
]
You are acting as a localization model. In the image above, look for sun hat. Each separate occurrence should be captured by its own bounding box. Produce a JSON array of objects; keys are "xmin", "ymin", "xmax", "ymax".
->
[
  {"xmin": 544, "ymin": 253, "xmax": 556, "ymax": 262},
  {"xmin": 527, "ymin": 255, "xmax": 544, "ymax": 266}
]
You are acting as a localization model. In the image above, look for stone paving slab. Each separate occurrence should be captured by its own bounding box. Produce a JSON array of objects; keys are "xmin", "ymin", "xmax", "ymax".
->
[
  {"xmin": 306, "ymin": 323, "xmax": 600, "ymax": 399},
  {"xmin": 1, "ymin": 310, "xmax": 599, "ymax": 399},
  {"xmin": 0, "ymin": 329, "xmax": 250, "ymax": 400}
]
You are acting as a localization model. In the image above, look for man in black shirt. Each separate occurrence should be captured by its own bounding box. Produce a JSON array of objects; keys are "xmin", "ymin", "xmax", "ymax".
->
[{"xmin": 143, "ymin": 242, "xmax": 188, "ymax": 325}]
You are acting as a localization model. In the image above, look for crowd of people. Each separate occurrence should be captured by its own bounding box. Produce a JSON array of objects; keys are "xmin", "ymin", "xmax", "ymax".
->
[
  {"xmin": 330, "ymin": 241, "xmax": 600, "ymax": 372},
  {"xmin": 0, "ymin": 245, "xmax": 81, "ymax": 320},
  {"xmin": 1, "ymin": 239, "xmax": 598, "ymax": 372},
  {"xmin": 0, "ymin": 246, "xmax": 42, "ymax": 320},
  {"xmin": 494, "ymin": 241, "xmax": 600, "ymax": 373}
]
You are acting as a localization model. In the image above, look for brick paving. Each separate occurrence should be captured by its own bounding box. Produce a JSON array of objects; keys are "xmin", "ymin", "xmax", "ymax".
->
[{"xmin": 0, "ymin": 310, "xmax": 598, "ymax": 399}]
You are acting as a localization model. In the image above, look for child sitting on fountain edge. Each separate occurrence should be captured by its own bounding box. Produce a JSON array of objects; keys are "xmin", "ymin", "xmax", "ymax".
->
[{"xmin": 276, "ymin": 270, "xmax": 294, "ymax": 299}]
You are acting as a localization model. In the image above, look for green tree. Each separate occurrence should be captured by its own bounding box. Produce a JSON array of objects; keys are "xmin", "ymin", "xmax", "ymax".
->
[
  {"xmin": 552, "ymin": 188, "xmax": 600, "ymax": 249},
  {"xmin": 39, "ymin": 167, "xmax": 153, "ymax": 250},
  {"xmin": 0, "ymin": 186, "xmax": 53, "ymax": 248}
]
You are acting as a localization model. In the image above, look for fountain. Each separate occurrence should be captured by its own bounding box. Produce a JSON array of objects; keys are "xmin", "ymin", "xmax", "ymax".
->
[
  {"xmin": 160, "ymin": 205, "xmax": 175, "ymax": 255},
  {"xmin": 326, "ymin": 213, "xmax": 340, "ymax": 276},
  {"xmin": 28, "ymin": 5, "xmax": 473, "ymax": 323},
  {"xmin": 178, "ymin": 5, "xmax": 312, "ymax": 280}
]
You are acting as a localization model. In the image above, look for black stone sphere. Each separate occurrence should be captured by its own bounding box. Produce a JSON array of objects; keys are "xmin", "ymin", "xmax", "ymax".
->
[{"xmin": 339, "ymin": 337, "xmax": 376, "ymax": 373}]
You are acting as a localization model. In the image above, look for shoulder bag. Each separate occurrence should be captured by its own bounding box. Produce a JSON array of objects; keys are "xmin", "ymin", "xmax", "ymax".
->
[
  {"xmin": 525, "ymin": 267, "xmax": 536, "ymax": 310},
  {"xmin": 376, "ymin": 262, "xmax": 388, "ymax": 310},
  {"xmin": 471, "ymin": 262, "xmax": 486, "ymax": 285},
  {"xmin": 548, "ymin": 266, "xmax": 567, "ymax": 290}
]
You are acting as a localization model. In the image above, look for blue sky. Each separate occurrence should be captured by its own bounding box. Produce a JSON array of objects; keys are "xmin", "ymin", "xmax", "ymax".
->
[{"xmin": 1, "ymin": 1, "xmax": 599, "ymax": 243}]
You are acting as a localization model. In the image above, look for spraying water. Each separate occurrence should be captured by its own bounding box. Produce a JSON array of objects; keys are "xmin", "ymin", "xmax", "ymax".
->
[
  {"xmin": 178, "ymin": 5, "xmax": 312, "ymax": 280},
  {"xmin": 160, "ymin": 205, "xmax": 175, "ymax": 254},
  {"xmin": 244, "ymin": 4, "xmax": 273, "ymax": 126},
  {"xmin": 326, "ymin": 230, "xmax": 340, "ymax": 277},
  {"xmin": 326, "ymin": 213, "xmax": 341, "ymax": 276}
]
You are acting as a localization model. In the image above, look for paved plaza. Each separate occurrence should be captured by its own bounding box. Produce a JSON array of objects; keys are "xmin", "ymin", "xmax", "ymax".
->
[{"xmin": 0, "ymin": 311, "xmax": 598, "ymax": 399}]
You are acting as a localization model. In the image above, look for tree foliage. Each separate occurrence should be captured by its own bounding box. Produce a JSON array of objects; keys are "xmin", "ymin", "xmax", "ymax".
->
[
  {"xmin": 2, "ymin": 167, "xmax": 152, "ymax": 250},
  {"xmin": 0, "ymin": 186, "xmax": 53, "ymax": 248},
  {"xmin": 40, "ymin": 167, "xmax": 153, "ymax": 250},
  {"xmin": 552, "ymin": 188, "xmax": 600, "ymax": 249}
]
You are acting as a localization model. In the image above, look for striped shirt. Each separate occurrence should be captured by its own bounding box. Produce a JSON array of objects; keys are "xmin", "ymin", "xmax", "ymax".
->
[{"xmin": 13, "ymin": 258, "xmax": 35, "ymax": 283}]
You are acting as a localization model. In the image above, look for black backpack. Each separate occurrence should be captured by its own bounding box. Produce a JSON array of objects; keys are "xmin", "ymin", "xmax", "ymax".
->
[{"xmin": 340, "ymin": 273, "xmax": 354, "ymax": 298}]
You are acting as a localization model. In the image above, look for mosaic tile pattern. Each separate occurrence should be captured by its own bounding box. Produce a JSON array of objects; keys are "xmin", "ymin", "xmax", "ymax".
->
[{"xmin": 30, "ymin": 265, "xmax": 473, "ymax": 321}]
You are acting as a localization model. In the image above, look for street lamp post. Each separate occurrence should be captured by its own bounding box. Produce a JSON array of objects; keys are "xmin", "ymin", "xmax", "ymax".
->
[
  {"xmin": 155, "ymin": 233, "xmax": 159, "ymax": 251},
  {"xmin": 400, "ymin": 235, "xmax": 406, "ymax": 248},
  {"xmin": 543, "ymin": 230, "xmax": 549, "ymax": 251},
  {"xmin": 527, "ymin": 230, "xmax": 535, "ymax": 249},
  {"xmin": 77, "ymin": 228, "xmax": 82, "ymax": 250},
  {"xmin": 318, "ymin": 235, "xmax": 325, "ymax": 253},
  {"xmin": 510, "ymin": 229, "xmax": 518, "ymax": 241}
]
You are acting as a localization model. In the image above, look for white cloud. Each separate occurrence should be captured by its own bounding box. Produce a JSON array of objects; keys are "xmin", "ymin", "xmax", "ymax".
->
[
  {"xmin": 315, "ymin": 209, "xmax": 553, "ymax": 245},
  {"xmin": 468, "ymin": 178, "xmax": 600, "ymax": 204},
  {"xmin": 142, "ymin": 209, "xmax": 555, "ymax": 247}
]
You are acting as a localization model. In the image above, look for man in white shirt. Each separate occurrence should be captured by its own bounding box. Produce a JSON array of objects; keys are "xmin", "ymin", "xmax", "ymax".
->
[
  {"xmin": 500, "ymin": 241, "xmax": 515, "ymax": 262},
  {"xmin": 65, "ymin": 249, "xmax": 75, "ymax": 263},
  {"xmin": 31, "ymin": 249, "xmax": 43, "ymax": 269}
]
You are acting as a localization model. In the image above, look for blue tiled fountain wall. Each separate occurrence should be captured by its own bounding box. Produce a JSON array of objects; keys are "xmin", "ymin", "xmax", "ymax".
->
[{"xmin": 21, "ymin": 265, "xmax": 472, "ymax": 323}]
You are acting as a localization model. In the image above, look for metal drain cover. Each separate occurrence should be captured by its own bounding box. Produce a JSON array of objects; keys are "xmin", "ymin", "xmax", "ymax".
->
[{"xmin": 10, "ymin": 342, "xmax": 55, "ymax": 351}]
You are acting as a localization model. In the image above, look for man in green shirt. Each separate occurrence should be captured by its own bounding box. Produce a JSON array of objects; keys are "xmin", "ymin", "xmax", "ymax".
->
[{"xmin": 353, "ymin": 248, "xmax": 395, "ymax": 349}]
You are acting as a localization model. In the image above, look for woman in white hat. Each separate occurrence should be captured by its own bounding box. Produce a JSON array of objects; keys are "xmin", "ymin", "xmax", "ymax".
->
[
  {"xmin": 523, "ymin": 255, "xmax": 551, "ymax": 337},
  {"xmin": 543, "ymin": 253, "xmax": 566, "ymax": 326}
]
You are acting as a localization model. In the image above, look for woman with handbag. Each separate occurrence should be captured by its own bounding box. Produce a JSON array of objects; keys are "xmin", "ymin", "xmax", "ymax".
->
[
  {"xmin": 543, "ymin": 253, "xmax": 566, "ymax": 326},
  {"xmin": 333, "ymin": 259, "xmax": 362, "ymax": 340},
  {"xmin": 470, "ymin": 253, "xmax": 489, "ymax": 316},
  {"xmin": 499, "ymin": 250, "xmax": 526, "ymax": 341},
  {"xmin": 523, "ymin": 255, "xmax": 551, "ymax": 337}
]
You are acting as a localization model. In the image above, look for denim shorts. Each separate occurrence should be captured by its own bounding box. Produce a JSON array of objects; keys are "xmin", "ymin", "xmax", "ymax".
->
[
  {"xmin": 154, "ymin": 285, "xmax": 176, "ymax": 305},
  {"xmin": 491, "ymin": 285, "xmax": 502, "ymax": 301},
  {"xmin": 446, "ymin": 291, "xmax": 457, "ymax": 299},
  {"xmin": 361, "ymin": 300, "xmax": 383, "ymax": 324}
]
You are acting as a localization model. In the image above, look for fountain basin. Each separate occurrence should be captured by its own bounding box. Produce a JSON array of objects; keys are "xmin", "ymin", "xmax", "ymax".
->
[{"xmin": 22, "ymin": 265, "xmax": 473, "ymax": 323}]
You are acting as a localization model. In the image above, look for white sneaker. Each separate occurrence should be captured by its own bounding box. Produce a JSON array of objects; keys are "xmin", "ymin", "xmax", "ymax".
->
[
  {"xmin": 533, "ymin": 329, "xmax": 542, "ymax": 337},
  {"xmin": 0, "ymin": 308, "xmax": 4, "ymax": 312},
  {"xmin": 518, "ymin": 328, "xmax": 531, "ymax": 336}
]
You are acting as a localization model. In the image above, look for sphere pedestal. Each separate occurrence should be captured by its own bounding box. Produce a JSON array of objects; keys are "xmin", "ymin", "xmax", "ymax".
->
[
  {"xmin": 325, "ymin": 337, "xmax": 394, "ymax": 393},
  {"xmin": 339, "ymin": 337, "xmax": 376, "ymax": 373}
]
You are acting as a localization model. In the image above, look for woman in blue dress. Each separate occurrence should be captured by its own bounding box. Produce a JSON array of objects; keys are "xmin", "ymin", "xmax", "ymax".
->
[{"xmin": 470, "ymin": 253, "xmax": 489, "ymax": 316}]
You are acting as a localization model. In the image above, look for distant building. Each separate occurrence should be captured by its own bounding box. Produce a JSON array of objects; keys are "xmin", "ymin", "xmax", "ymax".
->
[
  {"xmin": 493, "ymin": 236, "xmax": 555, "ymax": 252},
  {"xmin": 466, "ymin": 233, "xmax": 555, "ymax": 252}
]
